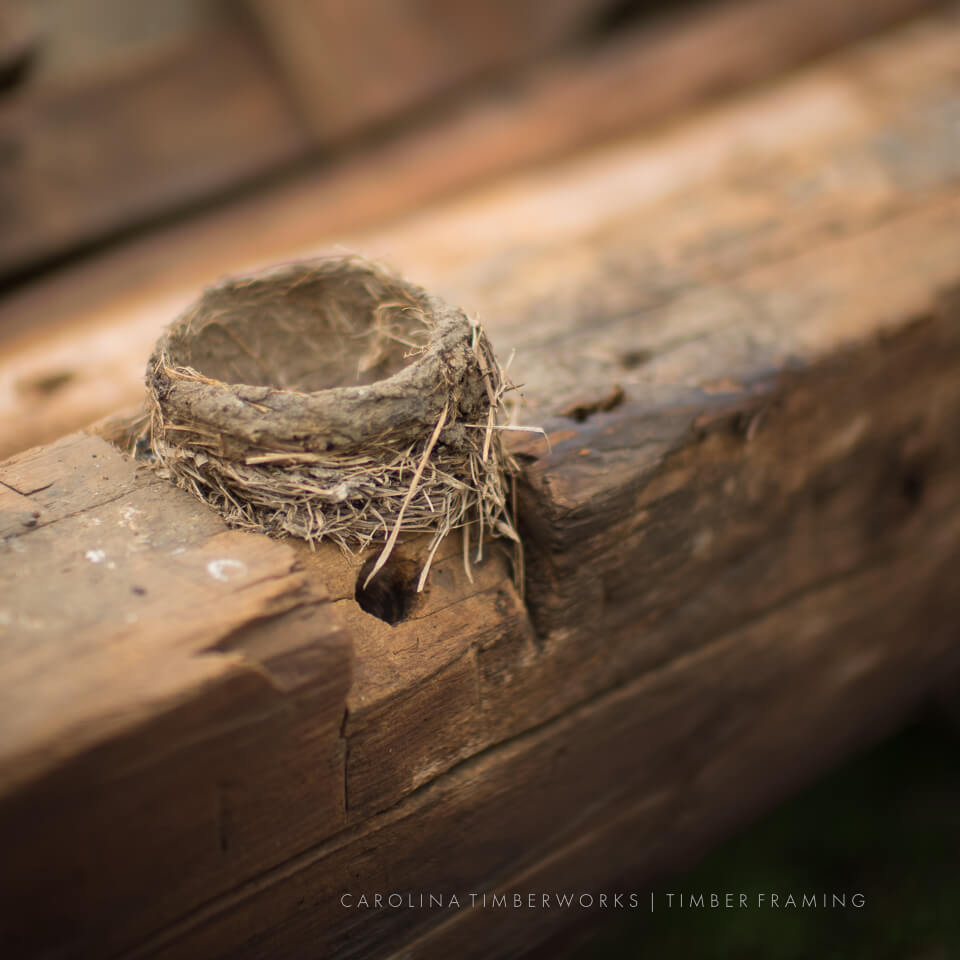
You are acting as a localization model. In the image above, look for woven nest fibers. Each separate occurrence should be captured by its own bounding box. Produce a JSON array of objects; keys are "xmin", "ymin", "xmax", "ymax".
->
[{"xmin": 147, "ymin": 258, "xmax": 521, "ymax": 590}]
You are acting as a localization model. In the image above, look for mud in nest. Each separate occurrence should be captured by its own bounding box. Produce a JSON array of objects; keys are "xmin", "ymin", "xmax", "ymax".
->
[{"xmin": 146, "ymin": 258, "xmax": 523, "ymax": 590}]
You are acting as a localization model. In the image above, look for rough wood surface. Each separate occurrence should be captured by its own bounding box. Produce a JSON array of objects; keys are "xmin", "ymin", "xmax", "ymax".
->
[
  {"xmin": 0, "ymin": 433, "xmax": 352, "ymax": 958},
  {"xmin": 3, "ymin": 9, "xmax": 960, "ymax": 959}
]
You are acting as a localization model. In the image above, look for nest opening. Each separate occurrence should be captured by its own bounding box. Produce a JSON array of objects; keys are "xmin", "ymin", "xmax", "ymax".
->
[
  {"xmin": 147, "ymin": 258, "xmax": 522, "ymax": 591},
  {"xmin": 162, "ymin": 267, "xmax": 424, "ymax": 393}
]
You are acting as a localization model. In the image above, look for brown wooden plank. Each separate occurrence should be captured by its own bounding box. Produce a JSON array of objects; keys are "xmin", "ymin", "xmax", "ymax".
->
[{"xmin": 2, "ymin": 10, "xmax": 960, "ymax": 959}]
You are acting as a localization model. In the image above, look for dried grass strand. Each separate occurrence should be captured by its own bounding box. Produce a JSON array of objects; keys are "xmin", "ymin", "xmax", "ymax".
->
[{"xmin": 365, "ymin": 401, "xmax": 448, "ymax": 589}]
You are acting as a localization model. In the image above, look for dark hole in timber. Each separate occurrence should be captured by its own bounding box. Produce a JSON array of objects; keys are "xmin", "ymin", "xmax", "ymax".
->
[
  {"xmin": 900, "ymin": 464, "xmax": 926, "ymax": 506},
  {"xmin": 618, "ymin": 348, "xmax": 652, "ymax": 370},
  {"xmin": 355, "ymin": 556, "xmax": 415, "ymax": 625}
]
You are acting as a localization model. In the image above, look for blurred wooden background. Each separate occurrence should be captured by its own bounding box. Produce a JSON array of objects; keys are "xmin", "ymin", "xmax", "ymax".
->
[{"xmin": 0, "ymin": 0, "xmax": 939, "ymax": 292}]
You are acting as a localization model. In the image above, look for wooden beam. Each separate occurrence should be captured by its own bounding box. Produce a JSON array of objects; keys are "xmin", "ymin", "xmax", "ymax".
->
[{"xmin": 3, "ymin": 9, "xmax": 960, "ymax": 958}]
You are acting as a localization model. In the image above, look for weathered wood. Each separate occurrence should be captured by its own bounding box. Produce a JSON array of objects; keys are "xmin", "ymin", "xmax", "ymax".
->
[
  {"xmin": 3, "ymin": 9, "xmax": 960, "ymax": 959},
  {"xmin": 0, "ymin": 433, "xmax": 352, "ymax": 958}
]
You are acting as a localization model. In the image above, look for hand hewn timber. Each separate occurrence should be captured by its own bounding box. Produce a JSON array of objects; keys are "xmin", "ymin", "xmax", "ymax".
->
[{"xmin": 3, "ymin": 9, "xmax": 960, "ymax": 959}]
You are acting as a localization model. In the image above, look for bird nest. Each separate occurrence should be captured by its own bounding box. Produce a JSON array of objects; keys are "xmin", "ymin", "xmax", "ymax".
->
[{"xmin": 147, "ymin": 258, "xmax": 521, "ymax": 590}]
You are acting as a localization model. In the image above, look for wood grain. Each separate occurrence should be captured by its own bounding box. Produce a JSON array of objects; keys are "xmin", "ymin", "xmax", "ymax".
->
[{"xmin": 0, "ymin": 434, "xmax": 352, "ymax": 958}]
